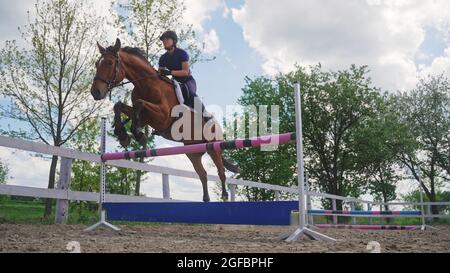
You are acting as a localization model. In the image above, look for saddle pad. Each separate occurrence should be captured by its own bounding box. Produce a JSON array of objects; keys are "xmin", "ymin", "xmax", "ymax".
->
[{"xmin": 173, "ymin": 80, "xmax": 184, "ymax": 105}]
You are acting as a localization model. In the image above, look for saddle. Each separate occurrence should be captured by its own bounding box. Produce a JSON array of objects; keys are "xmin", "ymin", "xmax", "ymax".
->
[{"xmin": 151, "ymin": 75, "xmax": 212, "ymax": 137}]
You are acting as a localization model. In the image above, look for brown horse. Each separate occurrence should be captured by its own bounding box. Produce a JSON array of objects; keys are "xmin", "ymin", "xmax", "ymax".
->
[{"xmin": 90, "ymin": 38, "xmax": 238, "ymax": 202}]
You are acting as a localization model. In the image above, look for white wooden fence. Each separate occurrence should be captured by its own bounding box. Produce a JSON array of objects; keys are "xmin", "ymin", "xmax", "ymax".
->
[{"xmin": 0, "ymin": 135, "xmax": 449, "ymax": 224}]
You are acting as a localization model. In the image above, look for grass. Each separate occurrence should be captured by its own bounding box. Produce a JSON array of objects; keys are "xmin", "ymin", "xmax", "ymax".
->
[
  {"xmin": 1, "ymin": 197, "xmax": 449, "ymax": 226},
  {"xmin": 0, "ymin": 197, "xmax": 182, "ymax": 226},
  {"xmin": 0, "ymin": 197, "xmax": 98, "ymax": 225},
  {"xmin": 0, "ymin": 198, "xmax": 49, "ymax": 224}
]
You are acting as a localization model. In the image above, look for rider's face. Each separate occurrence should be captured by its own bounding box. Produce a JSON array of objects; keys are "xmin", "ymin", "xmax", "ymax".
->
[{"xmin": 163, "ymin": 38, "xmax": 174, "ymax": 50}]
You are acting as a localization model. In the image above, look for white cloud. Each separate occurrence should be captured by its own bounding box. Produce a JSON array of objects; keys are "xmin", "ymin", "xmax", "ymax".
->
[
  {"xmin": 182, "ymin": 0, "xmax": 224, "ymax": 32},
  {"xmin": 203, "ymin": 29, "xmax": 220, "ymax": 54},
  {"xmin": 232, "ymin": 0, "xmax": 450, "ymax": 91},
  {"xmin": 419, "ymin": 47, "xmax": 450, "ymax": 78},
  {"xmin": 0, "ymin": 148, "xmax": 51, "ymax": 188},
  {"xmin": 222, "ymin": 4, "xmax": 230, "ymax": 18},
  {"xmin": 181, "ymin": 0, "xmax": 226, "ymax": 55}
]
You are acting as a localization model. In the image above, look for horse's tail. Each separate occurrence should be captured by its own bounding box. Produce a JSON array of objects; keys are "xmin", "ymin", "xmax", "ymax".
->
[{"xmin": 222, "ymin": 156, "xmax": 240, "ymax": 173}]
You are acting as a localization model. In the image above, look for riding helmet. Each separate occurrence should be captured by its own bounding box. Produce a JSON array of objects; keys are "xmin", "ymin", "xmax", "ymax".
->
[{"xmin": 160, "ymin": 30, "xmax": 178, "ymax": 45}]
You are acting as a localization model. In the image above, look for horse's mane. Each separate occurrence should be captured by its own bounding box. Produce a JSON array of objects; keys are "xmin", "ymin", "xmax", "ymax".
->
[
  {"xmin": 106, "ymin": 45, "xmax": 173, "ymax": 85},
  {"xmin": 120, "ymin": 47, "xmax": 151, "ymax": 64}
]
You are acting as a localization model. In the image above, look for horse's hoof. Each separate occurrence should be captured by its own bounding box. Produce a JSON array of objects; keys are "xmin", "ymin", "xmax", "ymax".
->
[
  {"xmin": 222, "ymin": 193, "xmax": 229, "ymax": 202},
  {"xmin": 203, "ymin": 196, "xmax": 210, "ymax": 202},
  {"xmin": 119, "ymin": 136, "xmax": 130, "ymax": 148}
]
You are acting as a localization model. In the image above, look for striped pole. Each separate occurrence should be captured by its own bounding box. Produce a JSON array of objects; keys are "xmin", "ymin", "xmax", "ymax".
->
[
  {"xmin": 315, "ymin": 224, "xmax": 419, "ymax": 231},
  {"xmin": 101, "ymin": 132, "xmax": 296, "ymax": 161},
  {"xmin": 308, "ymin": 210, "xmax": 421, "ymax": 216}
]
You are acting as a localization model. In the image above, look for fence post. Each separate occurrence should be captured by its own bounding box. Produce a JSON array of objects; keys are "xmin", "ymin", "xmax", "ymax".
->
[
  {"xmin": 162, "ymin": 174, "xmax": 171, "ymax": 200},
  {"xmin": 332, "ymin": 199, "xmax": 338, "ymax": 224},
  {"xmin": 275, "ymin": 190, "xmax": 281, "ymax": 201},
  {"xmin": 230, "ymin": 184, "xmax": 236, "ymax": 202},
  {"xmin": 380, "ymin": 204, "xmax": 384, "ymax": 225},
  {"xmin": 350, "ymin": 202, "xmax": 356, "ymax": 224},
  {"xmin": 55, "ymin": 157, "xmax": 72, "ymax": 224}
]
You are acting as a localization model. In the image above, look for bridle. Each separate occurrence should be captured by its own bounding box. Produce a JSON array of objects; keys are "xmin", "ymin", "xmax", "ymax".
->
[
  {"xmin": 93, "ymin": 51, "xmax": 160, "ymax": 97},
  {"xmin": 93, "ymin": 52, "xmax": 124, "ymax": 92}
]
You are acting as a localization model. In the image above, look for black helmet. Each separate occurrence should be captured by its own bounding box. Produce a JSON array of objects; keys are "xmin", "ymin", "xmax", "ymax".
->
[{"xmin": 160, "ymin": 30, "xmax": 178, "ymax": 45}]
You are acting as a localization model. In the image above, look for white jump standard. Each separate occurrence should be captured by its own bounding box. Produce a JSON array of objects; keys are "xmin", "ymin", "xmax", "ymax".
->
[{"xmin": 85, "ymin": 117, "xmax": 120, "ymax": 232}]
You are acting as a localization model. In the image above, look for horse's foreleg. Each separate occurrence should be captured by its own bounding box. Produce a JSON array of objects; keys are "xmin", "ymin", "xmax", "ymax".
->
[
  {"xmin": 132, "ymin": 99, "xmax": 164, "ymax": 145},
  {"xmin": 113, "ymin": 102, "xmax": 133, "ymax": 148}
]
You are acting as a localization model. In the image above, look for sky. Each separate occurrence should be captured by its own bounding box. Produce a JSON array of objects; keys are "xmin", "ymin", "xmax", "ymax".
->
[{"xmin": 1, "ymin": 0, "xmax": 450, "ymax": 202}]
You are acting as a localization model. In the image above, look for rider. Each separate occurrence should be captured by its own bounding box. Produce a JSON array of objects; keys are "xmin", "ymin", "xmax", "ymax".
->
[{"xmin": 158, "ymin": 30, "xmax": 211, "ymax": 122}]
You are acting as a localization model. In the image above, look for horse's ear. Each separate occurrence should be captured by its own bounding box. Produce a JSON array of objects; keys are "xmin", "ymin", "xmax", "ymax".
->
[
  {"xmin": 113, "ymin": 38, "xmax": 121, "ymax": 53},
  {"xmin": 97, "ymin": 42, "xmax": 106, "ymax": 54}
]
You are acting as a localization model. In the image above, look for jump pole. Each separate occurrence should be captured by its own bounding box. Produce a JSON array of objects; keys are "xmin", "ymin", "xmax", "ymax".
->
[
  {"xmin": 280, "ymin": 82, "xmax": 336, "ymax": 243},
  {"xmin": 315, "ymin": 224, "xmax": 420, "ymax": 231},
  {"xmin": 101, "ymin": 133, "xmax": 296, "ymax": 161},
  {"xmin": 85, "ymin": 117, "xmax": 120, "ymax": 232}
]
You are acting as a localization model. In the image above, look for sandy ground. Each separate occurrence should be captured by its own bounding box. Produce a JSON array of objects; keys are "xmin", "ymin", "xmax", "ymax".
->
[{"xmin": 0, "ymin": 224, "xmax": 449, "ymax": 253}]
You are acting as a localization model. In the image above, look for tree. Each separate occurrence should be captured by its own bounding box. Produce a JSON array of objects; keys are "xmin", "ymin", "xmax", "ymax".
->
[
  {"xmin": 228, "ymin": 65, "xmax": 384, "ymax": 205},
  {"xmin": 393, "ymin": 75, "xmax": 450, "ymax": 214},
  {"xmin": 402, "ymin": 190, "xmax": 450, "ymax": 215},
  {"xmin": 112, "ymin": 0, "xmax": 205, "ymax": 196},
  {"xmin": 352, "ymin": 94, "xmax": 408, "ymax": 209},
  {"xmin": 225, "ymin": 76, "xmax": 297, "ymax": 201},
  {"xmin": 113, "ymin": 0, "xmax": 202, "ymax": 65},
  {"xmin": 0, "ymin": 0, "xmax": 107, "ymax": 218},
  {"xmin": 0, "ymin": 160, "xmax": 8, "ymax": 184},
  {"xmin": 70, "ymin": 118, "xmax": 100, "ymax": 193},
  {"xmin": 288, "ymin": 65, "xmax": 383, "ymax": 209}
]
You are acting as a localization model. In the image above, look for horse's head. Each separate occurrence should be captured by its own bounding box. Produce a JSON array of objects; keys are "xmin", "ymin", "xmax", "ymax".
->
[{"xmin": 90, "ymin": 38, "xmax": 125, "ymax": 100}]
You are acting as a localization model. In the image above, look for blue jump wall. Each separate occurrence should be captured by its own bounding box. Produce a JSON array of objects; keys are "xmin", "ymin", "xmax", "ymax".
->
[{"xmin": 104, "ymin": 201, "xmax": 298, "ymax": 226}]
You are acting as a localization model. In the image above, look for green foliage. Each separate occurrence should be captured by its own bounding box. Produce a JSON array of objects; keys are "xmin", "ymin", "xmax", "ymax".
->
[
  {"xmin": 290, "ymin": 65, "xmax": 383, "ymax": 208},
  {"xmin": 351, "ymin": 94, "xmax": 409, "ymax": 203},
  {"xmin": 402, "ymin": 190, "xmax": 450, "ymax": 215},
  {"xmin": 227, "ymin": 65, "xmax": 387, "ymax": 203},
  {"xmin": 114, "ymin": 0, "xmax": 204, "ymax": 66},
  {"xmin": 69, "ymin": 118, "xmax": 100, "ymax": 193},
  {"xmin": 0, "ymin": 0, "xmax": 106, "ymax": 146},
  {"xmin": 0, "ymin": 197, "xmax": 99, "ymax": 224},
  {"xmin": 0, "ymin": 160, "xmax": 8, "ymax": 184},
  {"xmin": 224, "ymin": 76, "xmax": 297, "ymax": 201},
  {"xmin": 393, "ymin": 74, "xmax": 450, "ymax": 208},
  {"xmin": 0, "ymin": 198, "xmax": 48, "ymax": 224}
]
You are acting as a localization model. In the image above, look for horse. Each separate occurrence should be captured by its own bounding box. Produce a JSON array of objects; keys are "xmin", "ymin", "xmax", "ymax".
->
[{"xmin": 90, "ymin": 38, "xmax": 239, "ymax": 202}]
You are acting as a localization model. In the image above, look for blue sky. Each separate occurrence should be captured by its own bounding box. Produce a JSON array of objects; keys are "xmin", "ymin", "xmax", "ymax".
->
[
  {"xmin": 189, "ymin": 0, "xmax": 262, "ymax": 108},
  {"xmin": 1, "ymin": 0, "xmax": 450, "ymax": 201}
]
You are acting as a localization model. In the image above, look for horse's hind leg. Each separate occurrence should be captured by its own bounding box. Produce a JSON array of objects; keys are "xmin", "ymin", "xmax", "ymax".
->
[
  {"xmin": 207, "ymin": 150, "xmax": 229, "ymax": 201},
  {"xmin": 186, "ymin": 153, "xmax": 210, "ymax": 202},
  {"xmin": 113, "ymin": 102, "xmax": 133, "ymax": 148}
]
